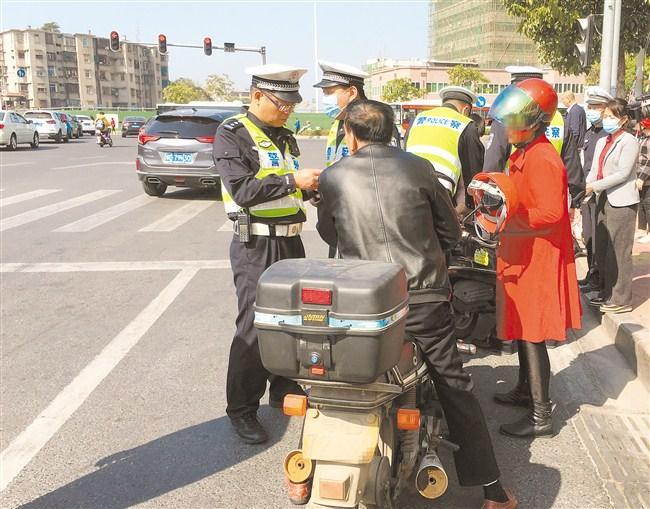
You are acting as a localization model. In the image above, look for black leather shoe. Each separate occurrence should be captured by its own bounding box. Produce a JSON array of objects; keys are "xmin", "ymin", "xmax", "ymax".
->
[
  {"xmin": 493, "ymin": 384, "xmax": 531, "ymax": 407},
  {"xmin": 500, "ymin": 402, "xmax": 553, "ymax": 438},
  {"xmin": 230, "ymin": 413, "xmax": 268, "ymax": 444}
]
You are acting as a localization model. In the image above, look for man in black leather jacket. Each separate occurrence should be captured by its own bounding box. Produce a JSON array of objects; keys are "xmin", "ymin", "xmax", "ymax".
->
[{"xmin": 317, "ymin": 100, "xmax": 517, "ymax": 509}]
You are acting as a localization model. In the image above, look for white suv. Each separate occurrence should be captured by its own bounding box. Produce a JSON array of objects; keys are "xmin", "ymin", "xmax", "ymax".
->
[
  {"xmin": 76, "ymin": 114, "xmax": 96, "ymax": 135},
  {"xmin": 0, "ymin": 110, "xmax": 39, "ymax": 149},
  {"xmin": 23, "ymin": 110, "xmax": 68, "ymax": 143}
]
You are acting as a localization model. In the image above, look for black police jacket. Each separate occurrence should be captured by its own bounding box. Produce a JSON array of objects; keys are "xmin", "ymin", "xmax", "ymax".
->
[{"xmin": 317, "ymin": 144, "xmax": 461, "ymax": 302}]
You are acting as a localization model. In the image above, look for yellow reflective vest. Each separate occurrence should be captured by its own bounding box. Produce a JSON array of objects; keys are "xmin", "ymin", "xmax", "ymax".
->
[
  {"xmin": 545, "ymin": 110, "xmax": 564, "ymax": 154},
  {"xmin": 405, "ymin": 106, "xmax": 471, "ymax": 194},
  {"xmin": 325, "ymin": 119, "xmax": 350, "ymax": 167},
  {"xmin": 221, "ymin": 114, "xmax": 305, "ymax": 218}
]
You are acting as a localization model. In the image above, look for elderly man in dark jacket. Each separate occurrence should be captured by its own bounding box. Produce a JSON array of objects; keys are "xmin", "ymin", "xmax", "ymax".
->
[{"xmin": 316, "ymin": 99, "xmax": 517, "ymax": 509}]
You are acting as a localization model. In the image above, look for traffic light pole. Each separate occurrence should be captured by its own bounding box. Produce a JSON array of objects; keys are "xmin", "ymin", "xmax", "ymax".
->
[
  {"xmin": 111, "ymin": 40, "xmax": 267, "ymax": 64},
  {"xmin": 598, "ymin": 0, "xmax": 623, "ymax": 95}
]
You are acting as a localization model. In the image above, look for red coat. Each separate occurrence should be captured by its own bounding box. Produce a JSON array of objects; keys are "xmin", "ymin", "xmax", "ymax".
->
[{"xmin": 496, "ymin": 135, "xmax": 582, "ymax": 342}]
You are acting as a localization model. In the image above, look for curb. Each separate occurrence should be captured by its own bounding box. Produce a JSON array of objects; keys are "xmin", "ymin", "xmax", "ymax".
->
[
  {"xmin": 601, "ymin": 311, "xmax": 650, "ymax": 389},
  {"xmin": 577, "ymin": 258, "xmax": 650, "ymax": 388}
]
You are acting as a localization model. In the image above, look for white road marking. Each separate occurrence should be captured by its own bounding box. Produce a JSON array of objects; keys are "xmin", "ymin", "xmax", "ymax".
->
[
  {"xmin": 218, "ymin": 220, "xmax": 232, "ymax": 232},
  {"xmin": 139, "ymin": 200, "xmax": 215, "ymax": 232},
  {"xmin": 51, "ymin": 161, "xmax": 133, "ymax": 170},
  {"xmin": 54, "ymin": 195, "xmax": 154, "ymax": 232},
  {"xmin": 0, "ymin": 268, "xmax": 198, "ymax": 492},
  {"xmin": 76, "ymin": 156, "xmax": 107, "ymax": 160},
  {"xmin": 0, "ymin": 190, "xmax": 120, "ymax": 232},
  {"xmin": 0, "ymin": 162, "xmax": 30, "ymax": 168},
  {"xmin": 0, "ymin": 259, "xmax": 231, "ymax": 273},
  {"xmin": 0, "ymin": 189, "xmax": 60, "ymax": 208}
]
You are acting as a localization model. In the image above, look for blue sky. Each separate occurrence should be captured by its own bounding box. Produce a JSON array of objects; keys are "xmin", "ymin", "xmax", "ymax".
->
[{"xmin": 4, "ymin": 0, "xmax": 430, "ymax": 104}]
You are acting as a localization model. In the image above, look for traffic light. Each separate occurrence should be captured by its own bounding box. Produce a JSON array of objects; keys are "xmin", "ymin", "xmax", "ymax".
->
[
  {"xmin": 575, "ymin": 15, "xmax": 594, "ymax": 69},
  {"xmin": 203, "ymin": 37, "xmax": 212, "ymax": 56},
  {"xmin": 224, "ymin": 42, "xmax": 235, "ymax": 53},
  {"xmin": 109, "ymin": 31, "xmax": 120, "ymax": 52},
  {"xmin": 158, "ymin": 34, "xmax": 168, "ymax": 55}
]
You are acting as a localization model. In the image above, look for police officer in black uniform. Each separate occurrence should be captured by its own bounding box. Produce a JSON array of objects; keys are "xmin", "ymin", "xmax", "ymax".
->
[{"xmin": 213, "ymin": 64, "xmax": 321, "ymax": 444}]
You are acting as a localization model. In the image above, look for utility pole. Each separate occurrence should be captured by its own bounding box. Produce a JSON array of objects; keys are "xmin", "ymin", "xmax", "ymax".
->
[
  {"xmin": 313, "ymin": 1, "xmax": 319, "ymax": 113},
  {"xmin": 634, "ymin": 48, "xmax": 646, "ymax": 98},
  {"xmin": 609, "ymin": 0, "xmax": 622, "ymax": 95},
  {"xmin": 599, "ymin": 0, "xmax": 614, "ymax": 92}
]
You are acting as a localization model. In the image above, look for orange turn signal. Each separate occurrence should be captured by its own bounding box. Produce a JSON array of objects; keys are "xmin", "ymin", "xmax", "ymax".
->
[
  {"xmin": 397, "ymin": 408, "xmax": 420, "ymax": 430},
  {"xmin": 283, "ymin": 394, "xmax": 308, "ymax": 417}
]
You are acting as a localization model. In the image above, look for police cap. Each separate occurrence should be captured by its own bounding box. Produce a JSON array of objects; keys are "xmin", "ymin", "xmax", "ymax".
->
[{"xmin": 246, "ymin": 64, "xmax": 308, "ymax": 103}]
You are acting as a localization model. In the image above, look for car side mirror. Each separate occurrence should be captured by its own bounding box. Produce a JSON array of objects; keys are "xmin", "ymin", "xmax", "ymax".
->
[{"xmin": 27, "ymin": 120, "xmax": 33, "ymax": 124}]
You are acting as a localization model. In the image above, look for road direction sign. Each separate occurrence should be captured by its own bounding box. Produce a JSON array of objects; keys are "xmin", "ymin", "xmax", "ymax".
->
[
  {"xmin": 17, "ymin": 68, "xmax": 26, "ymax": 78},
  {"xmin": 476, "ymin": 95, "xmax": 487, "ymax": 108}
]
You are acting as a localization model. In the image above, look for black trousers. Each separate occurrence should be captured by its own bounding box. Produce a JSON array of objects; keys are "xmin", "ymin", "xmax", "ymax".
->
[
  {"xmin": 581, "ymin": 197, "xmax": 599, "ymax": 283},
  {"xmin": 407, "ymin": 302, "xmax": 500, "ymax": 486},
  {"xmin": 595, "ymin": 193, "xmax": 637, "ymax": 306},
  {"xmin": 226, "ymin": 234, "xmax": 305, "ymax": 418}
]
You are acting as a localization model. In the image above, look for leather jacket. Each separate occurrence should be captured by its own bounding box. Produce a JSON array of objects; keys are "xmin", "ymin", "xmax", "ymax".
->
[{"xmin": 317, "ymin": 144, "xmax": 461, "ymax": 302}]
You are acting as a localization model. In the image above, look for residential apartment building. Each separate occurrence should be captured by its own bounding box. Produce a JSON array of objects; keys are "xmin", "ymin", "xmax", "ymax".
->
[
  {"xmin": 364, "ymin": 58, "xmax": 587, "ymax": 105},
  {"xmin": 429, "ymin": 0, "xmax": 542, "ymax": 68},
  {"xmin": 0, "ymin": 28, "xmax": 169, "ymax": 109}
]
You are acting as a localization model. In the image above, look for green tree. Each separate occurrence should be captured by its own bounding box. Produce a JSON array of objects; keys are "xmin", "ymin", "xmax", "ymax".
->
[
  {"xmin": 162, "ymin": 78, "xmax": 207, "ymax": 103},
  {"xmin": 40, "ymin": 22, "xmax": 61, "ymax": 33},
  {"xmin": 204, "ymin": 73, "xmax": 235, "ymax": 101},
  {"xmin": 447, "ymin": 65, "xmax": 489, "ymax": 89},
  {"xmin": 585, "ymin": 53, "xmax": 649, "ymax": 93},
  {"xmin": 381, "ymin": 78, "xmax": 424, "ymax": 103},
  {"xmin": 501, "ymin": 0, "xmax": 650, "ymax": 94}
]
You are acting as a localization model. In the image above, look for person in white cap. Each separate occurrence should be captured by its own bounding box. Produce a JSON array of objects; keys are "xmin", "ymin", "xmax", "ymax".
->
[
  {"xmin": 314, "ymin": 60, "xmax": 400, "ymax": 168},
  {"xmin": 578, "ymin": 86, "xmax": 614, "ymax": 292},
  {"xmin": 405, "ymin": 85, "xmax": 485, "ymax": 212},
  {"xmin": 213, "ymin": 64, "xmax": 321, "ymax": 444}
]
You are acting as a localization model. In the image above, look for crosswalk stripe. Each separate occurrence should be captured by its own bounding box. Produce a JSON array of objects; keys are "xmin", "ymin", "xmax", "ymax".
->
[
  {"xmin": 0, "ymin": 189, "xmax": 61, "ymax": 208},
  {"xmin": 139, "ymin": 200, "xmax": 215, "ymax": 232},
  {"xmin": 54, "ymin": 194, "xmax": 154, "ymax": 232},
  {"xmin": 0, "ymin": 190, "xmax": 120, "ymax": 232}
]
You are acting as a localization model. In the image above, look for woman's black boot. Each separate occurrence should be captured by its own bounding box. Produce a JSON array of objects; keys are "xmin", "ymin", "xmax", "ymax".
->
[
  {"xmin": 499, "ymin": 401, "xmax": 553, "ymax": 438},
  {"xmin": 494, "ymin": 341, "xmax": 530, "ymax": 407}
]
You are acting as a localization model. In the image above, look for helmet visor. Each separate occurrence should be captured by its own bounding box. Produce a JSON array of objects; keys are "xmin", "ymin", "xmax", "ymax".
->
[{"xmin": 488, "ymin": 84, "xmax": 543, "ymax": 131}]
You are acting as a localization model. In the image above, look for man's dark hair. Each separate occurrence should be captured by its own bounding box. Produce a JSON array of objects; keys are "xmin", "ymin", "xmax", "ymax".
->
[{"xmin": 344, "ymin": 99, "xmax": 394, "ymax": 144}]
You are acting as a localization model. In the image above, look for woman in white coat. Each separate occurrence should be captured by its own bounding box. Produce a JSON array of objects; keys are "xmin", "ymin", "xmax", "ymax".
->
[{"xmin": 586, "ymin": 98, "xmax": 640, "ymax": 314}]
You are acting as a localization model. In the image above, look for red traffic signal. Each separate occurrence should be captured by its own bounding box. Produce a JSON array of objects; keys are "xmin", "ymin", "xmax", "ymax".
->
[
  {"xmin": 203, "ymin": 37, "xmax": 212, "ymax": 56},
  {"xmin": 109, "ymin": 31, "xmax": 120, "ymax": 52},
  {"xmin": 158, "ymin": 34, "xmax": 168, "ymax": 55}
]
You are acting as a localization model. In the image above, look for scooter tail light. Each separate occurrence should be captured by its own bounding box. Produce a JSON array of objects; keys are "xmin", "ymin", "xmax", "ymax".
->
[
  {"xmin": 283, "ymin": 394, "xmax": 307, "ymax": 417},
  {"xmin": 0, "ymin": 123, "xmax": 4, "ymax": 129},
  {"xmin": 195, "ymin": 136, "xmax": 215, "ymax": 143},
  {"xmin": 301, "ymin": 288, "xmax": 332, "ymax": 305},
  {"xmin": 397, "ymin": 408, "xmax": 420, "ymax": 430}
]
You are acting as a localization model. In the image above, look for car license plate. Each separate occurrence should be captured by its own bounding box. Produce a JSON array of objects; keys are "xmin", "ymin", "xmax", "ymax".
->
[
  {"xmin": 164, "ymin": 152, "xmax": 193, "ymax": 164},
  {"xmin": 473, "ymin": 248, "xmax": 490, "ymax": 266}
]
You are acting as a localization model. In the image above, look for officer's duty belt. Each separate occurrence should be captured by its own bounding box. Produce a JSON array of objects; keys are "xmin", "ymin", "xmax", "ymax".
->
[{"xmin": 234, "ymin": 221, "xmax": 303, "ymax": 238}]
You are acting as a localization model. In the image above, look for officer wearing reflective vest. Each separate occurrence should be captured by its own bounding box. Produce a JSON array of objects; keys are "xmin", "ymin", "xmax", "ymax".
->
[
  {"xmin": 213, "ymin": 64, "xmax": 321, "ymax": 445},
  {"xmin": 313, "ymin": 60, "xmax": 401, "ymax": 168},
  {"xmin": 405, "ymin": 85, "xmax": 485, "ymax": 211}
]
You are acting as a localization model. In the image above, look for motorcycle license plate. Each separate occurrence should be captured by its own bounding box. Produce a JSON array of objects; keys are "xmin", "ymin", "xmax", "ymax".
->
[
  {"xmin": 473, "ymin": 248, "xmax": 490, "ymax": 266},
  {"xmin": 164, "ymin": 152, "xmax": 193, "ymax": 164}
]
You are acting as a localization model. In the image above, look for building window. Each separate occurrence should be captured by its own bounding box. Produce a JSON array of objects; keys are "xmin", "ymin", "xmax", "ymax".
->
[
  {"xmin": 48, "ymin": 65, "xmax": 55, "ymax": 77},
  {"xmin": 82, "ymin": 38, "xmax": 90, "ymax": 48},
  {"xmin": 37, "ymin": 87, "xmax": 46, "ymax": 93},
  {"xmin": 35, "ymin": 53, "xmax": 44, "ymax": 60},
  {"xmin": 49, "ymin": 84, "xmax": 56, "ymax": 93},
  {"xmin": 16, "ymin": 33, "xmax": 24, "ymax": 43},
  {"xmin": 84, "ymin": 55, "xmax": 90, "ymax": 64},
  {"xmin": 84, "ymin": 70, "xmax": 92, "ymax": 78},
  {"xmin": 86, "ymin": 86, "xmax": 94, "ymax": 95}
]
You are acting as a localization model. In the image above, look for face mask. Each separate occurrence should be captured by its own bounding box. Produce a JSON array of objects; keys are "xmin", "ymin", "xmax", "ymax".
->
[
  {"xmin": 602, "ymin": 118, "xmax": 621, "ymax": 135},
  {"xmin": 586, "ymin": 109, "xmax": 602, "ymax": 126},
  {"xmin": 323, "ymin": 92, "xmax": 341, "ymax": 119}
]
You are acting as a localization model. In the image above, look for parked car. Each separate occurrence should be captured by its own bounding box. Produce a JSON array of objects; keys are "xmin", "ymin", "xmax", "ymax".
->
[
  {"xmin": 121, "ymin": 116, "xmax": 147, "ymax": 137},
  {"xmin": 24, "ymin": 110, "xmax": 68, "ymax": 143},
  {"xmin": 136, "ymin": 108, "xmax": 239, "ymax": 197},
  {"xmin": 69, "ymin": 115, "xmax": 83, "ymax": 138},
  {"xmin": 0, "ymin": 110, "xmax": 39, "ymax": 149},
  {"xmin": 76, "ymin": 114, "xmax": 95, "ymax": 135},
  {"xmin": 55, "ymin": 112, "xmax": 74, "ymax": 140}
]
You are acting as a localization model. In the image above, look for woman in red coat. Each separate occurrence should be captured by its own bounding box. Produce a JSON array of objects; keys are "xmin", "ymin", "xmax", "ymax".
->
[{"xmin": 484, "ymin": 78, "xmax": 582, "ymax": 438}]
